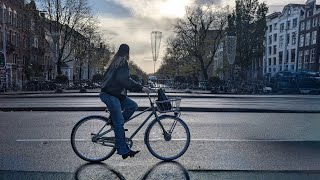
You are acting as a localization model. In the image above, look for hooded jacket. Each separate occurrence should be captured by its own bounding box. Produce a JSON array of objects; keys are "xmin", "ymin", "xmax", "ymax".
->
[{"xmin": 101, "ymin": 60, "xmax": 142, "ymax": 99}]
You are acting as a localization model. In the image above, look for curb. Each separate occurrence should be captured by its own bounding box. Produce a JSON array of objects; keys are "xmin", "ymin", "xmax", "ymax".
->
[
  {"xmin": 0, "ymin": 93, "xmax": 317, "ymax": 99},
  {"xmin": 1, "ymin": 107, "xmax": 319, "ymax": 113}
]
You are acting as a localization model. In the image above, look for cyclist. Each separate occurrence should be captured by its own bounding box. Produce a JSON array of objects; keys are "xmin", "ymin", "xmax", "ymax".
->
[{"xmin": 100, "ymin": 44, "xmax": 150, "ymax": 159}]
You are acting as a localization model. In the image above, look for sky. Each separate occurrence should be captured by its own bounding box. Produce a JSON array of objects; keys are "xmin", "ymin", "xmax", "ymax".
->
[{"xmin": 88, "ymin": 0, "xmax": 308, "ymax": 74}]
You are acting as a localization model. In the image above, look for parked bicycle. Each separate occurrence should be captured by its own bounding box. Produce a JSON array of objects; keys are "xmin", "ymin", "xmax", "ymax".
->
[{"xmin": 71, "ymin": 93, "xmax": 190, "ymax": 162}]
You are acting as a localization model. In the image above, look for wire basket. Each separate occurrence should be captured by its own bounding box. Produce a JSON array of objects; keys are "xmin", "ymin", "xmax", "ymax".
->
[{"xmin": 155, "ymin": 97, "xmax": 181, "ymax": 113}]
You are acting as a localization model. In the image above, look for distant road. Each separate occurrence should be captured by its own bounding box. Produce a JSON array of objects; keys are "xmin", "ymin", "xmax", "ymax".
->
[{"xmin": 1, "ymin": 95, "xmax": 320, "ymax": 112}]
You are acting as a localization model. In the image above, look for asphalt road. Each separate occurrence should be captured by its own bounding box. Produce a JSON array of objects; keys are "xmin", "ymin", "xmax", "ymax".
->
[
  {"xmin": 1, "ymin": 95, "xmax": 320, "ymax": 112},
  {"xmin": 1, "ymin": 111, "xmax": 320, "ymax": 179}
]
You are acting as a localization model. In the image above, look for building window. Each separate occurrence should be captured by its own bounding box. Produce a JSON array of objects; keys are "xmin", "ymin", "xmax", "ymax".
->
[
  {"xmin": 306, "ymin": 20, "xmax": 311, "ymax": 30},
  {"xmin": 311, "ymin": 48, "xmax": 315, "ymax": 63},
  {"xmin": 298, "ymin": 51, "xmax": 303, "ymax": 64},
  {"xmin": 273, "ymin": 34, "xmax": 277, "ymax": 41},
  {"xmin": 31, "ymin": 20, "xmax": 35, "ymax": 31},
  {"xmin": 23, "ymin": 56, "xmax": 27, "ymax": 65},
  {"xmin": 274, "ymin": 23, "xmax": 277, "ymax": 30},
  {"xmin": 286, "ymin": 50, "xmax": 289, "ymax": 63},
  {"xmin": 268, "ymin": 58, "xmax": 271, "ymax": 66},
  {"xmin": 287, "ymin": 33, "xmax": 290, "ymax": 45},
  {"xmin": 13, "ymin": 11, "xmax": 17, "ymax": 27},
  {"xmin": 279, "ymin": 51, "xmax": 283, "ymax": 64},
  {"xmin": 304, "ymin": 50, "xmax": 309, "ymax": 63},
  {"xmin": 311, "ymin": 31, "xmax": 317, "ymax": 44},
  {"xmin": 280, "ymin": 35, "xmax": 284, "ymax": 48},
  {"xmin": 33, "ymin": 36, "xmax": 39, "ymax": 48},
  {"xmin": 269, "ymin": 25, "xmax": 272, "ymax": 32},
  {"xmin": 268, "ymin": 35, "xmax": 272, "ymax": 44},
  {"xmin": 305, "ymin": 33, "xmax": 310, "ymax": 46},
  {"xmin": 291, "ymin": 65, "xmax": 294, "ymax": 70},
  {"xmin": 299, "ymin": 34, "xmax": 304, "ymax": 47},
  {"xmin": 292, "ymin": 32, "xmax": 296, "ymax": 45},
  {"xmin": 12, "ymin": 54, "xmax": 17, "ymax": 64},
  {"xmin": 280, "ymin": 23, "xmax": 284, "ymax": 32},
  {"xmin": 287, "ymin": 20, "xmax": 291, "ymax": 29},
  {"xmin": 269, "ymin": 46, "xmax": 272, "ymax": 55},
  {"xmin": 273, "ymin": 45, "xmax": 277, "ymax": 55},
  {"xmin": 8, "ymin": 8, "xmax": 12, "ymax": 25},
  {"xmin": 313, "ymin": 18, "xmax": 318, "ymax": 27},
  {"xmin": 280, "ymin": 66, "xmax": 282, "ymax": 71},
  {"xmin": 301, "ymin": 22, "xmax": 305, "ymax": 31},
  {"xmin": 293, "ymin": 18, "xmax": 297, "ymax": 28},
  {"xmin": 291, "ymin": 49, "xmax": 296, "ymax": 62}
]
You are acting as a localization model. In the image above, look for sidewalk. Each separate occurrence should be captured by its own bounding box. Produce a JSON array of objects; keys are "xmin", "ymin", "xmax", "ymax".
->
[{"xmin": 0, "ymin": 88, "xmax": 317, "ymax": 99}]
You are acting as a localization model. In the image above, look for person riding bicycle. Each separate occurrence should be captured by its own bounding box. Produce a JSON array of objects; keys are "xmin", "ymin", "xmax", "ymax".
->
[{"xmin": 100, "ymin": 44, "xmax": 150, "ymax": 159}]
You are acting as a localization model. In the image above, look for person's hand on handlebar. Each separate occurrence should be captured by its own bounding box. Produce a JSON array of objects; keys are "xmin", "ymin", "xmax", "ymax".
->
[{"xmin": 142, "ymin": 87, "xmax": 151, "ymax": 94}]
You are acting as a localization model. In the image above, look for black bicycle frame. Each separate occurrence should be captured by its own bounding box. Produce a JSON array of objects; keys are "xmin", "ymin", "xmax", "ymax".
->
[{"xmin": 96, "ymin": 95, "xmax": 167, "ymax": 141}]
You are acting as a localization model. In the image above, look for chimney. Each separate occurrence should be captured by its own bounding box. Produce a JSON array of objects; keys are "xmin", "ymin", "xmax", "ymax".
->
[{"xmin": 40, "ymin": 12, "xmax": 46, "ymax": 18}]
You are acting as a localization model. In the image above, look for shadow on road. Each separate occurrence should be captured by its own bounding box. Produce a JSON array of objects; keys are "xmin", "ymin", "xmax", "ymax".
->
[
  {"xmin": 73, "ymin": 161, "xmax": 190, "ymax": 180},
  {"xmin": 74, "ymin": 162, "xmax": 125, "ymax": 180},
  {"xmin": 142, "ymin": 161, "xmax": 190, "ymax": 180}
]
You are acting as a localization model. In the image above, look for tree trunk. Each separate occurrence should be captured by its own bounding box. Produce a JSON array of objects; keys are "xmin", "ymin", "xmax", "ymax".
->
[
  {"xmin": 198, "ymin": 56, "xmax": 208, "ymax": 81},
  {"xmin": 57, "ymin": 60, "xmax": 62, "ymax": 75}
]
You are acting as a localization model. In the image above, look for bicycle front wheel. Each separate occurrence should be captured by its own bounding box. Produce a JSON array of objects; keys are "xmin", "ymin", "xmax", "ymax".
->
[
  {"xmin": 145, "ymin": 115, "xmax": 190, "ymax": 161},
  {"xmin": 71, "ymin": 116, "xmax": 116, "ymax": 162}
]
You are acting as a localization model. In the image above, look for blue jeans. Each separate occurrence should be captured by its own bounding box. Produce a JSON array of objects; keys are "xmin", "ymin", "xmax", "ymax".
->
[{"xmin": 99, "ymin": 92, "xmax": 138, "ymax": 155}]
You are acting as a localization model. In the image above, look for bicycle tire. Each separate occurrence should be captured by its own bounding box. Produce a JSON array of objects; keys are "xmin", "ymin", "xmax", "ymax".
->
[
  {"xmin": 145, "ymin": 115, "xmax": 190, "ymax": 161},
  {"xmin": 71, "ymin": 116, "xmax": 116, "ymax": 162}
]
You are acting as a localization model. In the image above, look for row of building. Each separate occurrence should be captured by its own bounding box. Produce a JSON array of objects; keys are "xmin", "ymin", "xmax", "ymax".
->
[
  {"xmin": 211, "ymin": 0, "xmax": 320, "ymax": 82},
  {"xmin": 264, "ymin": 0, "xmax": 320, "ymax": 77},
  {"xmin": 0, "ymin": 0, "xmax": 108, "ymax": 90}
]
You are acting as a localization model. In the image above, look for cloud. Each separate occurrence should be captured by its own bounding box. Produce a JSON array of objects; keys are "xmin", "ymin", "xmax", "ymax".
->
[
  {"xmin": 92, "ymin": 0, "xmax": 196, "ymax": 73},
  {"xmin": 92, "ymin": 0, "xmax": 304, "ymax": 73},
  {"xmin": 195, "ymin": 0, "xmax": 223, "ymax": 6},
  {"xmin": 97, "ymin": 14, "xmax": 176, "ymax": 73},
  {"xmin": 88, "ymin": 0, "xmax": 132, "ymax": 18}
]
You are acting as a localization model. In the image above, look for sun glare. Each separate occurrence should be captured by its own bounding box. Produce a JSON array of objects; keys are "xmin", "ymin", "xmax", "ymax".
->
[{"xmin": 159, "ymin": 0, "xmax": 192, "ymax": 18}]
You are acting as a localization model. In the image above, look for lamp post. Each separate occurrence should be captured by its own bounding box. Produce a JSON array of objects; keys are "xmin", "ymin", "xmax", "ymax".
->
[
  {"xmin": 1, "ymin": 6, "xmax": 7, "ymax": 91},
  {"xmin": 225, "ymin": 36, "xmax": 237, "ymax": 80},
  {"xmin": 151, "ymin": 31, "xmax": 162, "ymax": 75}
]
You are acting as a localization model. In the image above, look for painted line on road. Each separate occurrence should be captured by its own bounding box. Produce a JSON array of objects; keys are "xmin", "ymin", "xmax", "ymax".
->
[
  {"xmin": 15, "ymin": 138, "xmax": 320, "ymax": 142},
  {"xmin": 16, "ymin": 139, "xmax": 71, "ymax": 142}
]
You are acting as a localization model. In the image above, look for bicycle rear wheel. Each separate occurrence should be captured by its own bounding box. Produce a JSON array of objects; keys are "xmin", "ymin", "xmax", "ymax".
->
[
  {"xmin": 145, "ymin": 115, "xmax": 190, "ymax": 161},
  {"xmin": 71, "ymin": 116, "xmax": 116, "ymax": 162}
]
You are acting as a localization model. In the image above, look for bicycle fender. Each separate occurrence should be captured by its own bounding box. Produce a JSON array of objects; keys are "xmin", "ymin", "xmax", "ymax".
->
[{"xmin": 79, "ymin": 115, "xmax": 109, "ymax": 122}]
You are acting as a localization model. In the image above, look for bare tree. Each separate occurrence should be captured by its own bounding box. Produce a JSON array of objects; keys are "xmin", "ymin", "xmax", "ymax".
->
[
  {"xmin": 172, "ymin": 4, "xmax": 229, "ymax": 81},
  {"xmin": 37, "ymin": 0, "xmax": 95, "ymax": 75}
]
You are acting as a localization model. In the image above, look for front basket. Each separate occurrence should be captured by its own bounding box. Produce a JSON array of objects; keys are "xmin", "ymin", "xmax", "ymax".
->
[{"xmin": 155, "ymin": 97, "xmax": 181, "ymax": 113}]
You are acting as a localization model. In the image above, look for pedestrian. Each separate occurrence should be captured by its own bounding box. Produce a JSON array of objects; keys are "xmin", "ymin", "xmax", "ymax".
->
[{"xmin": 99, "ymin": 44, "xmax": 150, "ymax": 159}]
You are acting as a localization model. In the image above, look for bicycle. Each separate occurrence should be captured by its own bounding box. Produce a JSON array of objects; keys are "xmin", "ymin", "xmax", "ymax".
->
[{"xmin": 71, "ymin": 93, "xmax": 190, "ymax": 162}]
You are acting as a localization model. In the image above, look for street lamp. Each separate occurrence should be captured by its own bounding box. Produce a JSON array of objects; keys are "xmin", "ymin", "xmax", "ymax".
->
[
  {"xmin": 225, "ymin": 36, "xmax": 237, "ymax": 80},
  {"xmin": 151, "ymin": 31, "xmax": 162, "ymax": 75}
]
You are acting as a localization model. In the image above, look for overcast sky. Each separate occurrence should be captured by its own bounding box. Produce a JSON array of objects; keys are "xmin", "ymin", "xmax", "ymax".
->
[{"xmin": 88, "ymin": 0, "xmax": 307, "ymax": 74}]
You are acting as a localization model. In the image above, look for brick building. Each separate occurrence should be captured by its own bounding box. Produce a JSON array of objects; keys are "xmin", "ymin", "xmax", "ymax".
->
[
  {"xmin": 297, "ymin": 0, "xmax": 320, "ymax": 72},
  {"xmin": 0, "ymin": 0, "xmax": 49, "ymax": 89}
]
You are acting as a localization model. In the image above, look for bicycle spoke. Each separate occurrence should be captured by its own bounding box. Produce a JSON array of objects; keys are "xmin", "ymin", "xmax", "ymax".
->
[
  {"xmin": 169, "ymin": 120, "xmax": 178, "ymax": 134},
  {"xmin": 145, "ymin": 116, "xmax": 190, "ymax": 161},
  {"xmin": 71, "ymin": 116, "xmax": 116, "ymax": 162}
]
